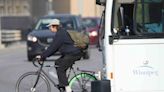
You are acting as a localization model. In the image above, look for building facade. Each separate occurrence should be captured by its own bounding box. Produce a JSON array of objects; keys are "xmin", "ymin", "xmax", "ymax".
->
[
  {"xmin": 0, "ymin": 0, "xmax": 103, "ymax": 40},
  {"xmin": 0, "ymin": 0, "xmax": 103, "ymax": 18},
  {"xmin": 0, "ymin": 0, "xmax": 30, "ymax": 16}
]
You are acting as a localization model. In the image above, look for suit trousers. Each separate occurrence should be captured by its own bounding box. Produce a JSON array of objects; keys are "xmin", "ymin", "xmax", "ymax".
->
[{"xmin": 55, "ymin": 53, "xmax": 82, "ymax": 87}]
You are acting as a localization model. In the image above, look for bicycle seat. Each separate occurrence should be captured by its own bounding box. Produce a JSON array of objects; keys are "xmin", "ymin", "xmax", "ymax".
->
[
  {"xmin": 74, "ymin": 57, "xmax": 82, "ymax": 62},
  {"xmin": 54, "ymin": 65, "xmax": 59, "ymax": 68}
]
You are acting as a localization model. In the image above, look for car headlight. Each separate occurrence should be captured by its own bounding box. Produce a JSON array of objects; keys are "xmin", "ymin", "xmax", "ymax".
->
[
  {"xmin": 27, "ymin": 35, "xmax": 37, "ymax": 42},
  {"xmin": 89, "ymin": 31, "xmax": 98, "ymax": 37}
]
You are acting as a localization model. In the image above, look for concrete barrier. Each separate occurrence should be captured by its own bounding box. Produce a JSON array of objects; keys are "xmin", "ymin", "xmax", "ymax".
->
[{"xmin": 1, "ymin": 30, "xmax": 21, "ymax": 42}]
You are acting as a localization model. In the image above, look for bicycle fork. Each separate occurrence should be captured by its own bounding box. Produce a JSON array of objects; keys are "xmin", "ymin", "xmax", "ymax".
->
[{"xmin": 70, "ymin": 67, "xmax": 86, "ymax": 91}]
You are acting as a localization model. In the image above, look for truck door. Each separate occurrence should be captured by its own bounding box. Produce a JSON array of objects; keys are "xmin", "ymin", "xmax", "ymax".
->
[{"xmin": 107, "ymin": 0, "xmax": 164, "ymax": 92}]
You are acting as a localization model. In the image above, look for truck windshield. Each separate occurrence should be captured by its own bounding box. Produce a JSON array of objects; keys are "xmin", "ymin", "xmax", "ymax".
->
[
  {"xmin": 135, "ymin": 0, "xmax": 164, "ymax": 34},
  {"xmin": 112, "ymin": 0, "xmax": 164, "ymax": 38}
]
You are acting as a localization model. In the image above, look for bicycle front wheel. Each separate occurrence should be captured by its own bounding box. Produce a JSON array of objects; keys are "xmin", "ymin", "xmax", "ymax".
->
[
  {"xmin": 69, "ymin": 73, "xmax": 97, "ymax": 92},
  {"xmin": 15, "ymin": 72, "xmax": 51, "ymax": 92}
]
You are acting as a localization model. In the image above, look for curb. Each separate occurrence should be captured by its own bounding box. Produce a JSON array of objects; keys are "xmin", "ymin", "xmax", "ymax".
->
[{"xmin": 0, "ymin": 42, "xmax": 26, "ymax": 50}]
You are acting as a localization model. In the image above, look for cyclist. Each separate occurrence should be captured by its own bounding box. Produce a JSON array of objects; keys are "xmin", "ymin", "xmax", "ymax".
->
[{"xmin": 36, "ymin": 19, "xmax": 82, "ymax": 92}]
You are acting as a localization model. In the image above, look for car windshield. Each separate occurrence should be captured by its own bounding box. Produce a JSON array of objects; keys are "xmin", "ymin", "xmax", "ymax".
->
[
  {"xmin": 82, "ymin": 18, "xmax": 100, "ymax": 28},
  {"xmin": 35, "ymin": 16, "xmax": 77, "ymax": 30}
]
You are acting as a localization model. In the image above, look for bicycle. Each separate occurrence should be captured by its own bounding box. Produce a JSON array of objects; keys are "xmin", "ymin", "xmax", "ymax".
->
[{"xmin": 15, "ymin": 59, "xmax": 97, "ymax": 92}]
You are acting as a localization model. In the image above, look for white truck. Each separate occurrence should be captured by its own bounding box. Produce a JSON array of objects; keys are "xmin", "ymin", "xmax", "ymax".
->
[{"xmin": 96, "ymin": 0, "xmax": 164, "ymax": 92}]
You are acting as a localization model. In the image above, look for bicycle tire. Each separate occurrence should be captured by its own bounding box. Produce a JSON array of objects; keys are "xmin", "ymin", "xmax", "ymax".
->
[
  {"xmin": 69, "ymin": 73, "xmax": 97, "ymax": 92},
  {"xmin": 15, "ymin": 71, "xmax": 51, "ymax": 92}
]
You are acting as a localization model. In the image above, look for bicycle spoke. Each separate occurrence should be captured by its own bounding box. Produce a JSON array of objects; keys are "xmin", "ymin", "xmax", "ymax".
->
[
  {"xmin": 16, "ymin": 72, "xmax": 51, "ymax": 92},
  {"xmin": 82, "ymin": 76, "xmax": 92, "ymax": 87},
  {"xmin": 69, "ymin": 73, "xmax": 97, "ymax": 92}
]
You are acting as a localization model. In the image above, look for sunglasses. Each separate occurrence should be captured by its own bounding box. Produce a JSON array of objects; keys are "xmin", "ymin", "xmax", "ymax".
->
[{"xmin": 51, "ymin": 25, "xmax": 58, "ymax": 28}]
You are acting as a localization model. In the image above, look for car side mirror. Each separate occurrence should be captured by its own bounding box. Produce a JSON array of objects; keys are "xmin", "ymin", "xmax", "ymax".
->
[{"xmin": 96, "ymin": 0, "xmax": 106, "ymax": 6}]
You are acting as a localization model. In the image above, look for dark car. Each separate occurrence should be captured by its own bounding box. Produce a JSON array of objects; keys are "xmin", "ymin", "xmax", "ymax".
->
[
  {"xmin": 27, "ymin": 14, "xmax": 89, "ymax": 61},
  {"xmin": 82, "ymin": 17, "xmax": 100, "ymax": 45}
]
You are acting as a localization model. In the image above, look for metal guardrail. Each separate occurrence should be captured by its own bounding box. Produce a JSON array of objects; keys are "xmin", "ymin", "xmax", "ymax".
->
[{"xmin": 1, "ymin": 30, "xmax": 21, "ymax": 42}]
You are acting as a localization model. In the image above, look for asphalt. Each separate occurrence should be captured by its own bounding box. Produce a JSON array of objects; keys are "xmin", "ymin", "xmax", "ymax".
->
[{"xmin": 0, "ymin": 41, "xmax": 26, "ymax": 50}]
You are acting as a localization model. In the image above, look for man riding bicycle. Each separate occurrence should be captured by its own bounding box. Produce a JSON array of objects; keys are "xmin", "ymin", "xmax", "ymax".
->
[{"xmin": 36, "ymin": 19, "xmax": 83, "ymax": 92}]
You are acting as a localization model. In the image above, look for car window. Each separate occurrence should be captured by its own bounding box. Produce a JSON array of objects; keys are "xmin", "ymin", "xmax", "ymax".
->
[
  {"xmin": 59, "ymin": 17, "xmax": 75, "ymax": 30},
  {"xmin": 35, "ymin": 19, "xmax": 51, "ymax": 30},
  {"xmin": 82, "ymin": 18, "xmax": 100, "ymax": 28}
]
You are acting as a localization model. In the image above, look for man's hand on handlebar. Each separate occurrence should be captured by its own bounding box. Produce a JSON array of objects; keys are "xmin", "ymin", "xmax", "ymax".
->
[{"xmin": 35, "ymin": 55, "xmax": 44, "ymax": 64}]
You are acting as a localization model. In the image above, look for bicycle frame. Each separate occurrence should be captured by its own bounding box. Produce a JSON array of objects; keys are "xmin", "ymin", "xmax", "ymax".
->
[
  {"xmin": 16, "ymin": 59, "xmax": 97, "ymax": 92},
  {"xmin": 32, "ymin": 61, "xmax": 81, "ymax": 90}
]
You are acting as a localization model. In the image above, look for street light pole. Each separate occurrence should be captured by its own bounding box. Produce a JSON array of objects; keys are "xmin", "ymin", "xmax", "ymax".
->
[
  {"xmin": 0, "ymin": 12, "xmax": 4, "ymax": 49},
  {"xmin": 78, "ymin": 0, "xmax": 83, "ymax": 16},
  {"xmin": 48, "ymin": 0, "xmax": 55, "ymax": 15},
  {"xmin": 0, "ymin": 15, "xmax": 2, "ymax": 46}
]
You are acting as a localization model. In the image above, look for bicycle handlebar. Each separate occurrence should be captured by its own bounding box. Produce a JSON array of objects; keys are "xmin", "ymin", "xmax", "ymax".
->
[{"xmin": 32, "ymin": 58, "xmax": 44, "ymax": 67}]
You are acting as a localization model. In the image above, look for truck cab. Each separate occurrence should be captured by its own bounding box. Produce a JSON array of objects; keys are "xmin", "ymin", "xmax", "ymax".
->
[{"xmin": 97, "ymin": 0, "xmax": 164, "ymax": 92}]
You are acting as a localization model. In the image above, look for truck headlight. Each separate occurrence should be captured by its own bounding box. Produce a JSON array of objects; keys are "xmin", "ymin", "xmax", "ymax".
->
[{"xmin": 27, "ymin": 35, "xmax": 37, "ymax": 42}]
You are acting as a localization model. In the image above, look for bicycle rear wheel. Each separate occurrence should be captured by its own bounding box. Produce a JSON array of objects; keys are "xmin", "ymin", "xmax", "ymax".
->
[
  {"xmin": 69, "ymin": 73, "xmax": 97, "ymax": 92},
  {"xmin": 15, "ymin": 72, "xmax": 51, "ymax": 92}
]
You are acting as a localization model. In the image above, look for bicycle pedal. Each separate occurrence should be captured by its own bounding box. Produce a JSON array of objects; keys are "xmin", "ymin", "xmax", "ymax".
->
[
  {"xmin": 58, "ymin": 86, "xmax": 65, "ymax": 92},
  {"xmin": 59, "ymin": 88, "xmax": 65, "ymax": 92}
]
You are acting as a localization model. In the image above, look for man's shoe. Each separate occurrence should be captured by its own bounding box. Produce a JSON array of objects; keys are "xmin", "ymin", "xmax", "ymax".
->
[
  {"xmin": 56, "ymin": 85, "xmax": 65, "ymax": 92},
  {"xmin": 59, "ymin": 88, "xmax": 65, "ymax": 92},
  {"xmin": 65, "ymin": 86, "xmax": 72, "ymax": 92}
]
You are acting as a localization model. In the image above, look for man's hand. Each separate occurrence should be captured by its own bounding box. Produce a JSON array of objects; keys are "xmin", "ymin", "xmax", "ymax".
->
[
  {"xmin": 35, "ymin": 55, "xmax": 44, "ymax": 64},
  {"xmin": 36, "ymin": 55, "xmax": 41, "ymax": 60}
]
